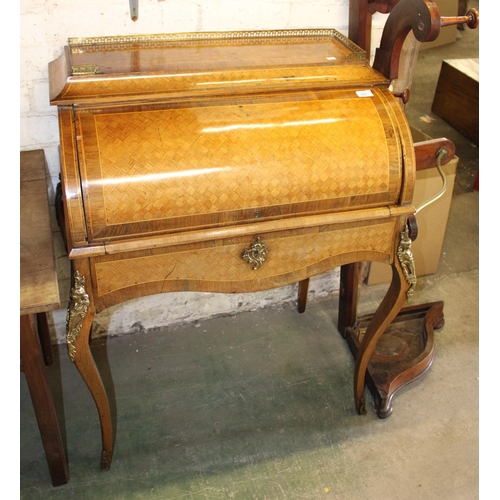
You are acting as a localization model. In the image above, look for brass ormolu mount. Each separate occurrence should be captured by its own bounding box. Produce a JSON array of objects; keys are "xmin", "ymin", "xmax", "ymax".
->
[{"xmin": 242, "ymin": 237, "xmax": 269, "ymax": 270}]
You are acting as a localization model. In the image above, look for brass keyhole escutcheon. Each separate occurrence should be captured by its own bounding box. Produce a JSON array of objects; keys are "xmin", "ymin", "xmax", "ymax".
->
[{"xmin": 242, "ymin": 237, "xmax": 269, "ymax": 270}]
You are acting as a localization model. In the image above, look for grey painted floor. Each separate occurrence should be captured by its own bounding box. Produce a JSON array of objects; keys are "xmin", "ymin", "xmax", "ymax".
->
[{"xmin": 20, "ymin": 8, "xmax": 480, "ymax": 499}]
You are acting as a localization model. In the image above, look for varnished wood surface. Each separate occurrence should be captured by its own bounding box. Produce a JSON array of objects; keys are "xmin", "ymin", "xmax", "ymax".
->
[
  {"xmin": 49, "ymin": 30, "xmax": 381, "ymax": 104},
  {"xmin": 345, "ymin": 301, "xmax": 444, "ymax": 418},
  {"xmin": 414, "ymin": 137, "xmax": 456, "ymax": 171},
  {"xmin": 76, "ymin": 89, "xmax": 408, "ymax": 242},
  {"xmin": 353, "ymin": 243, "xmax": 410, "ymax": 414},
  {"xmin": 338, "ymin": 263, "xmax": 361, "ymax": 338},
  {"xmin": 348, "ymin": 0, "xmax": 400, "ymax": 55},
  {"xmin": 52, "ymin": 30, "xmax": 415, "ymax": 256},
  {"xmin": 20, "ymin": 150, "xmax": 60, "ymax": 315},
  {"xmin": 91, "ymin": 216, "xmax": 403, "ymax": 311},
  {"xmin": 21, "ymin": 314, "xmax": 69, "ymax": 486},
  {"xmin": 68, "ymin": 205, "xmax": 414, "ymax": 259},
  {"xmin": 21, "ymin": 150, "xmax": 68, "ymax": 486},
  {"xmin": 61, "ymin": 89, "xmax": 415, "ymax": 251},
  {"xmin": 441, "ymin": 58, "xmax": 479, "ymax": 82},
  {"xmin": 431, "ymin": 58, "xmax": 479, "ymax": 144},
  {"xmin": 373, "ymin": 0, "xmax": 441, "ymax": 80},
  {"xmin": 67, "ymin": 32, "xmax": 359, "ymax": 74}
]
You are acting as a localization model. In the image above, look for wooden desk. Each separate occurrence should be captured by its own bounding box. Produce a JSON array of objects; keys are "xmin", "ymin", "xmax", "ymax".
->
[
  {"xmin": 44, "ymin": 1, "xmax": 477, "ymax": 473},
  {"xmin": 49, "ymin": 28, "xmax": 421, "ymax": 471},
  {"xmin": 20, "ymin": 150, "xmax": 69, "ymax": 486}
]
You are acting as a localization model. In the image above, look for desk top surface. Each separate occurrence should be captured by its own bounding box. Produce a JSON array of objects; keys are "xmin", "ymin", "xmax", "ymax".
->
[
  {"xmin": 49, "ymin": 30, "xmax": 384, "ymax": 105},
  {"xmin": 20, "ymin": 150, "xmax": 60, "ymax": 316},
  {"xmin": 65, "ymin": 29, "xmax": 364, "ymax": 74}
]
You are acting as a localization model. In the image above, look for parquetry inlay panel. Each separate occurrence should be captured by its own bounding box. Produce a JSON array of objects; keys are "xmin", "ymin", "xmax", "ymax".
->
[
  {"xmin": 89, "ymin": 95, "xmax": 394, "ymax": 226},
  {"xmin": 95, "ymin": 222, "xmax": 395, "ymax": 296}
]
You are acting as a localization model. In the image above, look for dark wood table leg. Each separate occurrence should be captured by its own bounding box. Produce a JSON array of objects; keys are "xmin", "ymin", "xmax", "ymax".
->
[
  {"xmin": 338, "ymin": 263, "xmax": 360, "ymax": 338},
  {"xmin": 297, "ymin": 278, "xmax": 309, "ymax": 313},
  {"xmin": 36, "ymin": 311, "xmax": 54, "ymax": 366},
  {"xmin": 20, "ymin": 314, "xmax": 69, "ymax": 487}
]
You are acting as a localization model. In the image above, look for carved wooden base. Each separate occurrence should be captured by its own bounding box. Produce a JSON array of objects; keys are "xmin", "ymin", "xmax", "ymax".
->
[{"xmin": 345, "ymin": 301, "xmax": 444, "ymax": 418}]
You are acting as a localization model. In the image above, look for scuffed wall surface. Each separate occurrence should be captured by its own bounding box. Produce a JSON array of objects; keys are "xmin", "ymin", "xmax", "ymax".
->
[{"xmin": 21, "ymin": 0, "xmax": 385, "ymax": 344}]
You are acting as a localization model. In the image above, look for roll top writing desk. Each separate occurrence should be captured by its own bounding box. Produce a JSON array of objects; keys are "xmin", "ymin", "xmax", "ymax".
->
[{"xmin": 49, "ymin": 0, "xmax": 477, "ymax": 471}]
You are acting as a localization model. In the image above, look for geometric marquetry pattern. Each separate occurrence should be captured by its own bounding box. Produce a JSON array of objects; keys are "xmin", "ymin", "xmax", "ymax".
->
[
  {"xmin": 93, "ymin": 95, "xmax": 395, "ymax": 226},
  {"xmin": 95, "ymin": 222, "xmax": 395, "ymax": 296}
]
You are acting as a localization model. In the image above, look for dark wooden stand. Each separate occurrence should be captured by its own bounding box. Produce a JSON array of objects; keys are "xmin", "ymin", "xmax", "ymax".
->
[
  {"xmin": 337, "ymin": 0, "xmax": 478, "ymax": 417},
  {"xmin": 344, "ymin": 301, "xmax": 444, "ymax": 418}
]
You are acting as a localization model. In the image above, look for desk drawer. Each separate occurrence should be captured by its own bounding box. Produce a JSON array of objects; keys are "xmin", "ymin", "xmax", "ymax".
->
[{"xmin": 93, "ymin": 219, "xmax": 397, "ymax": 308}]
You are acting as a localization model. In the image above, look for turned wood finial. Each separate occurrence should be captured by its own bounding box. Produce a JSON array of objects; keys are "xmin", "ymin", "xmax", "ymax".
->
[
  {"xmin": 441, "ymin": 8, "xmax": 479, "ymax": 29},
  {"xmin": 392, "ymin": 87, "xmax": 410, "ymax": 104},
  {"xmin": 373, "ymin": 0, "xmax": 479, "ymax": 81}
]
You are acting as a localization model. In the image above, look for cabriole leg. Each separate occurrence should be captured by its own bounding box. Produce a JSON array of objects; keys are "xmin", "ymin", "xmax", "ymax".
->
[
  {"xmin": 66, "ymin": 260, "xmax": 113, "ymax": 471},
  {"xmin": 353, "ymin": 226, "xmax": 415, "ymax": 414}
]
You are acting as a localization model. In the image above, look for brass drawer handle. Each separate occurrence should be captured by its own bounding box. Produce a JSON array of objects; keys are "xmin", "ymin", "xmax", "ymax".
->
[{"xmin": 242, "ymin": 237, "xmax": 269, "ymax": 270}]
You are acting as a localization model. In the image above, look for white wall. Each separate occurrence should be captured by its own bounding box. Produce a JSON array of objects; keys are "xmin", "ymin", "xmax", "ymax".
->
[{"xmin": 20, "ymin": 0, "xmax": 387, "ymax": 344}]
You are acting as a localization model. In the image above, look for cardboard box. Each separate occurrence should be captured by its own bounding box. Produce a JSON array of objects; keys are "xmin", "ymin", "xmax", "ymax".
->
[{"xmin": 367, "ymin": 127, "xmax": 458, "ymax": 285}]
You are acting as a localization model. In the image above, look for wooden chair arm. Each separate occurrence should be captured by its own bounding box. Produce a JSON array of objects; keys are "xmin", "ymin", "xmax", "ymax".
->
[
  {"xmin": 414, "ymin": 138, "xmax": 455, "ymax": 171},
  {"xmin": 373, "ymin": 0, "xmax": 479, "ymax": 81},
  {"xmin": 373, "ymin": 0, "xmax": 441, "ymax": 80}
]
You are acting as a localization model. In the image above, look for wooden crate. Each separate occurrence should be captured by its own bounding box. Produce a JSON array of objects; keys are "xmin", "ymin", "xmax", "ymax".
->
[{"xmin": 431, "ymin": 58, "xmax": 479, "ymax": 144}]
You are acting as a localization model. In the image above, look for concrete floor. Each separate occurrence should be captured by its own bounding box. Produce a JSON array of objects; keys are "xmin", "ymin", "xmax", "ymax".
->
[{"xmin": 20, "ymin": 10, "xmax": 479, "ymax": 499}]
